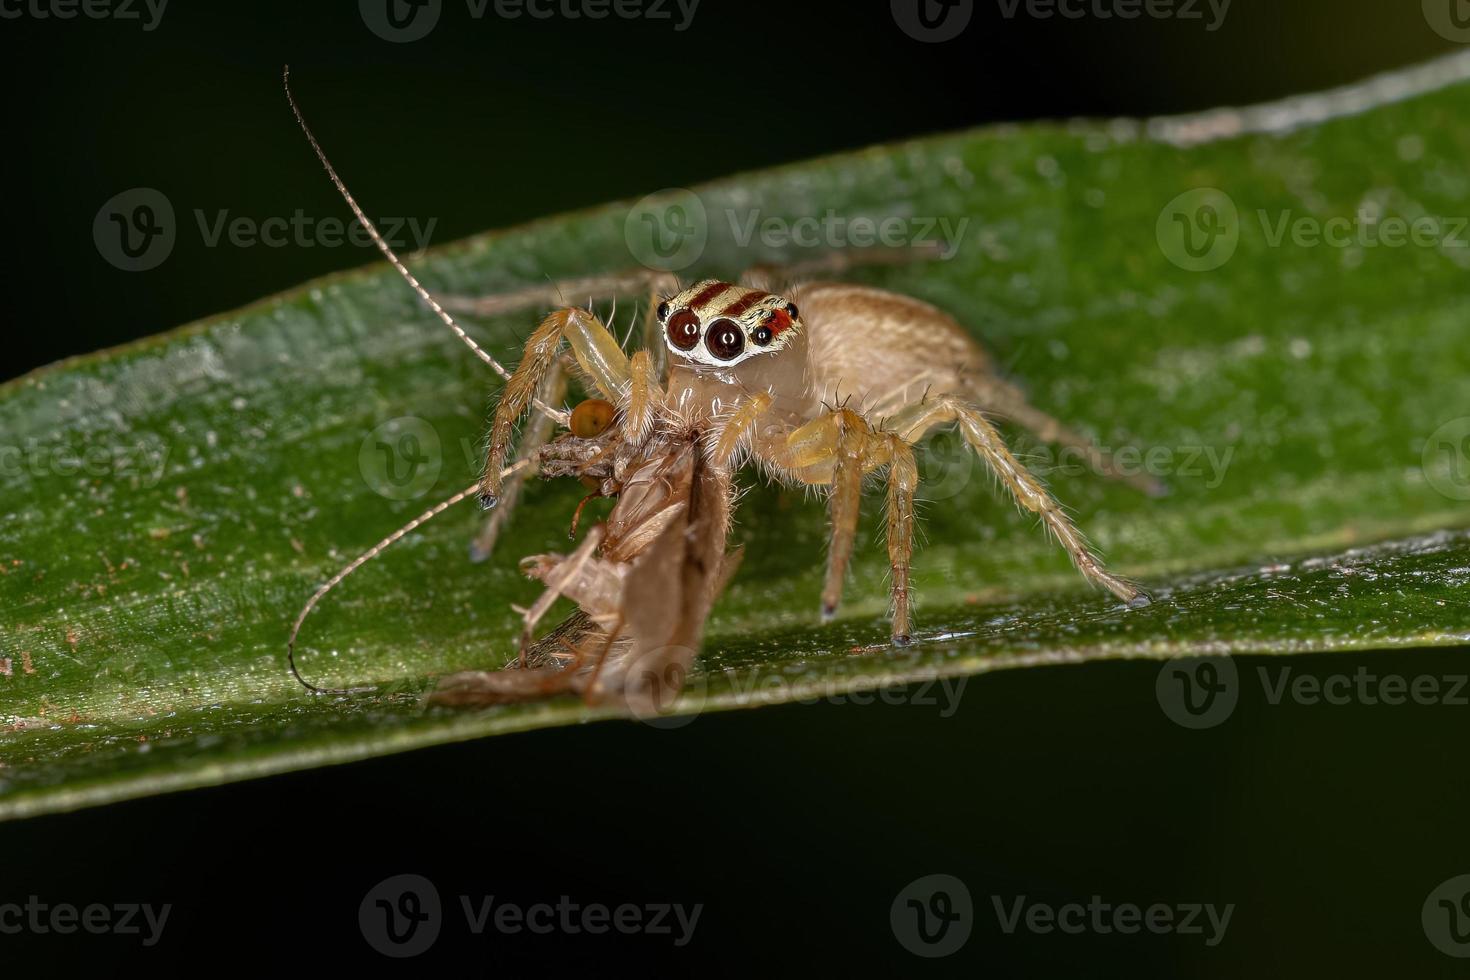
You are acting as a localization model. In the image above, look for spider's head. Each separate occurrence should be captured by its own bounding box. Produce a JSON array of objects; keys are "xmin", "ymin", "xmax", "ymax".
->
[{"xmin": 657, "ymin": 279, "xmax": 803, "ymax": 369}]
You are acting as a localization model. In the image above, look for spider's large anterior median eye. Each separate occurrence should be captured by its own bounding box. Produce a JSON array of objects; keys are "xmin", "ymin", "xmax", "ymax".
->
[
  {"xmin": 570, "ymin": 398, "xmax": 616, "ymax": 438},
  {"xmin": 705, "ymin": 318, "xmax": 745, "ymax": 361},
  {"xmin": 667, "ymin": 309, "xmax": 701, "ymax": 351}
]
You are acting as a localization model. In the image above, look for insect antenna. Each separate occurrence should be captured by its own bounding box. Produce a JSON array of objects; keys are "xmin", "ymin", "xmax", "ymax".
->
[
  {"xmin": 281, "ymin": 66, "xmax": 568, "ymax": 427},
  {"xmin": 287, "ymin": 462, "xmax": 529, "ymax": 695}
]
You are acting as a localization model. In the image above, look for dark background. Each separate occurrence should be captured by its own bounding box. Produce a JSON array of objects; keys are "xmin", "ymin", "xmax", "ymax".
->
[{"xmin": 3, "ymin": 1, "xmax": 1468, "ymax": 975}]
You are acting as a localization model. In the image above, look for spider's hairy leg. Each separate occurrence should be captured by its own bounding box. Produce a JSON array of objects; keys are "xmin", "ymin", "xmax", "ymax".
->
[
  {"xmin": 777, "ymin": 408, "xmax": 882, "ymax": 624},
  {"xmin": 883, "ymin": 434, "xmax": 919, "ymax": 644},
  {"xmin": 889, "ymin": 396, "xmax": 1149, "ymax": 607},
  {"xmin": 482, "ymin": 307, "xmax": 630, "ymax": 506},
  {"xmin": 710, "ymin": 392, "xmax": 773, "ymax": 468},
  {"xmin": 441, "ymin": 268, "xmax": 679, "ymax": 318},
  {"xmin": 971, "ymin": 377, "xmax": 1167, "ymax": 497},
  {"xmin": 470, "ymin": 360, "xmax": 567, "ymax": 562},
  {"xmin": 622, "ymin": 349, "xmax": 661, "ymax": 444}
]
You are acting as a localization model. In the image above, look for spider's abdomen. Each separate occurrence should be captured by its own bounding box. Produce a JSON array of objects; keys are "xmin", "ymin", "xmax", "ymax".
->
[{"xmin": 797, "ymin": 282, "xmax": 994, "ymax": 418}]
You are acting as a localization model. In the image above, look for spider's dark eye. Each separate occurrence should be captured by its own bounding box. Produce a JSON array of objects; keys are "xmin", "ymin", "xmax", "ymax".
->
[
  {"xmin": 752, "ymin": 325, "xmax": 774, "ymax": 346},
  {"xmin": 705, "ymin": 318, "xmax": 745, "ymax": 361},
  {"xmin": 656, "ymin": 300, "xmax": 669, "ymax": 321},
  {"xmin": 666, "ymin": 309, "xmax": 701, "ymax": 351},
  {"xmin": 785, "ymin": 302, "xmax": 799, "ymax": 319}
]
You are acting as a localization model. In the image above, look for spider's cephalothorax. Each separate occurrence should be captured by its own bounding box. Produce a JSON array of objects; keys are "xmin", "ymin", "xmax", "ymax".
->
[{"xmin": 658, "ymin": 279, "xmax": 804, "ymax": 369}]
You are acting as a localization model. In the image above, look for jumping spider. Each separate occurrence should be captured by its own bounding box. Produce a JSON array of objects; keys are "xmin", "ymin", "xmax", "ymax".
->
[{"xmin": 282, "ymin": 69, "xmax": 1156, "ymax": 715}]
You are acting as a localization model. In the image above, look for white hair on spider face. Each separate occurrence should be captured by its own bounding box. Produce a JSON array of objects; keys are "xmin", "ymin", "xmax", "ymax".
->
[{"xmin": 657, "ymin": 279, "xmax": 804, "ymax": 369}]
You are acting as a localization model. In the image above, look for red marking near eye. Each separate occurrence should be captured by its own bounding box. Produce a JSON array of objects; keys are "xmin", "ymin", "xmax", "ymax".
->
[{"xmin": 765, "ymin": 309, "xmax": 793, "ymax": 335}]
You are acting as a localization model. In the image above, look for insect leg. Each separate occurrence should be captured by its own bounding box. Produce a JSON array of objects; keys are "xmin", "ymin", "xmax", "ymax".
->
[
  {"xmin": 890, "ymin": 397, "xmax": 1149, "ymax": 607},
  {"xmin": 515, "ymin": 524, "xmax": 607, "ymax": 666},
  {"xmin": 482, "ymin": 307, "xmax": 630, "ymax": 506}
]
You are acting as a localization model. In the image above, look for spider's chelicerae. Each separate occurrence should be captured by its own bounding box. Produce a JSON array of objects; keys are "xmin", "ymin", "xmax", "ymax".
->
[{"xmin": 282, "ymin": 70, "xmax": 1155, "ymax": 713}]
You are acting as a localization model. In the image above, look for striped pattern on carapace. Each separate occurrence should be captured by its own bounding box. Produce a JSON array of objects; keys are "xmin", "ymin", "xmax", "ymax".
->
[{"xmin": 658, "ymin": 279, "xmax": 803, "ymax": 369}]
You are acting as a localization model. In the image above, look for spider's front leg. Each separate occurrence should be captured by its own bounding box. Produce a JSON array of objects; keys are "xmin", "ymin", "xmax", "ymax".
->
[{"xmin": 481, "ymin": 307, "xmax": 662, "ymax": 505}]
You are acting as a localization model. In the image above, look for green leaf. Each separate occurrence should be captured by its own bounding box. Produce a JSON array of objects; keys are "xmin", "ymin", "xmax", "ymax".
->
[{"xmin": 6, "ymin": 53, "xmax": 1470, "ymax": 821}]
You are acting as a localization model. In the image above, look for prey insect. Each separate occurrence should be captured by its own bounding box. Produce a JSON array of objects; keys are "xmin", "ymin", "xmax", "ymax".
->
[{"xmin": 282, "ymin": 69, "xmax": 1157, "ymax": 713}]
